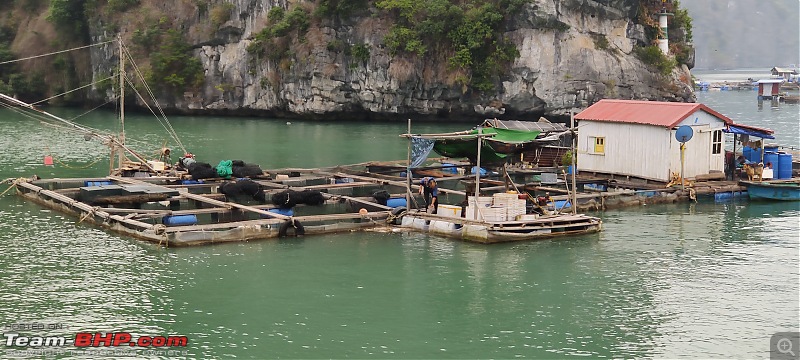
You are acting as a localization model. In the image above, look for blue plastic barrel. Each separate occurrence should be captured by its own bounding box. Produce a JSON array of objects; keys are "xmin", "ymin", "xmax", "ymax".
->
[
  {"xmin": 386, "ymin": 198, "xmax": 407, "ymax": 208},
  {"xmin": 765, "ymin": 145, "xmax": 779, "ymax": 153},
  {"xmin": 764, "ymin": 151, "xmax": 780, "ymax": 175},
  {"xmin": 162, "ymin": 214, "xmax": 198, "ymax": 226},
  {"xmin": 749, "ymin": 148, "xmax": 763, "ymax": 163},
  {"xmin": 743, "ymin": 146, "xmax": 752, "ymax": 162},
  {"xmin": 778, "ymin": 153, "xmax": 793, "ymax": 179},
  {"xmin": 84, "ymin": 181, "xmax": 113, "ymax": 187},
  {"xmin": 181, "ymin": 179, "xmax": 204, "ymax": 185}
]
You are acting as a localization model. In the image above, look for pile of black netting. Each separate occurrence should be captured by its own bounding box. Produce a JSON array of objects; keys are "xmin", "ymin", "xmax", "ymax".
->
[
  {"xmin": 231, "ymin": 160, "xmax": 264, "ymax": 178},
  {"xmin": 188, "ymin": 162, "xmax": 217, "ymax": 179},
  {"xmin": 372, "ymin": 190, "xmax": 391, "ymax": 206},
  {"xmin": 271, "ymin": 190, "xmax": 326, "ymax": 208}
]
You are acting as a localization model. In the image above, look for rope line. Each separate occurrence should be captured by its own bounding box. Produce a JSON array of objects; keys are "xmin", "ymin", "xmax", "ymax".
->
[
  {"xmin": 122, "ymin": 45, "xmax": 187, "ymax": 153},
  {"xmin": 0, "ymin": 40, "xmax": 114, "ymax": 66},
  {"xmin": 44, "ymin": 145, "xmax": 106, "ymax": 169},
  {"xmin": 32, "ymin": 75, "xmax": 115, "ymax": 105}
]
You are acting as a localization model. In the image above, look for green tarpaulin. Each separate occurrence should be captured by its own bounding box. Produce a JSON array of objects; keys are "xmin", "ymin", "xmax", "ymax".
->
[{"xmin": 430, "ymin": 127, "xmax": 541, "ymax": 164}]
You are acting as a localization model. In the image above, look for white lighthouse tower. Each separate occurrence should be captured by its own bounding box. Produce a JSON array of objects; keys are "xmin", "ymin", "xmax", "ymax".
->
[{"xmin": 657, "ymin": 4, "xmax": 673, "ymax": 55}]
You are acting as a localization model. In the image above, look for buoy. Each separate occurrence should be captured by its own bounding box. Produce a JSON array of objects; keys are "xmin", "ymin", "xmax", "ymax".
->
[
  {"xmin": 43, "ymin": 156, "xmax": 54, "ymax": 166},
  {"xmin": 359, "ymin": 208, "xmax": 368, "ymax": 215}
]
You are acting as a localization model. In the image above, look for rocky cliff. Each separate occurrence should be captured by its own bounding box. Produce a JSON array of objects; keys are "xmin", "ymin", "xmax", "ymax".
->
[{"xmin": 3, "ymin": 0, "xmax": 695, "ymax": 122}]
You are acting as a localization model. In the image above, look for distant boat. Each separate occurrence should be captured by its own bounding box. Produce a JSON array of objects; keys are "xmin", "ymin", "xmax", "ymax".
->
[
  {"xmin": 740, "ymin": 180, "xmax": 800, "ymax": 201},
  {"xmin": 780, "ymin": 95, "xmax": 800, "ymax": 104}
]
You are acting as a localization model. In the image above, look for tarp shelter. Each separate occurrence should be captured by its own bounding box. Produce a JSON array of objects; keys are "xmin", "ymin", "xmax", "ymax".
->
[
  {"xmin": 405, "ymin": 122, "xmax": 548, "ymax": 167},
  {"xmin": 724, "ymin": 124, "xmax": 775, "ymax": 139}
]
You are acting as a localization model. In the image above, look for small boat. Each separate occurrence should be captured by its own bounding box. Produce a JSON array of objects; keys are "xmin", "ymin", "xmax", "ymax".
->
[
  {"xmin": 740, "ymin": 180, "xmax": 800, "ymax": 201},
  {"xmin": 780, "ymin": 95, "xmax": 800, "ymax": 104}
]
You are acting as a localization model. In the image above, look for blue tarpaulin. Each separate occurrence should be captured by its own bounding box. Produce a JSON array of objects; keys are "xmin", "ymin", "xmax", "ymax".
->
[{"xmin": 724, "ymin": 125, "xmax": 775, "ymax": 139}]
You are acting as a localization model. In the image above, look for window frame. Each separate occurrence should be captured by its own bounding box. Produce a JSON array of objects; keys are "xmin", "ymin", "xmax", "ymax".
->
[
  {"xmin": 588, "ymin": 136, "xmax": 605, "ymax": 155},
  {"xmin": 711, "ymin": 129, "xmax": 722, "ymax": 155}
]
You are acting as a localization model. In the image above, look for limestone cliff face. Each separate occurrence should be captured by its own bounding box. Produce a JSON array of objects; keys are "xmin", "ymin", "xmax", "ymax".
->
[{"xmin": 45, "ymin": 0, "xmax": 699, "ymax": 121}]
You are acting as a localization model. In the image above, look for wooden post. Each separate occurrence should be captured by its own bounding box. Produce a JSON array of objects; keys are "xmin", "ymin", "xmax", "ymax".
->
[
  {"xmin": 406, "ymin": 119, "xmax": 412, "ymax": 209},
  {"xmin": 474, "ymin": 127, "xmax": 482, "ymax": 220},
  {"xmin": 117, "ymin": 35, "xmax": 126, "ymax": 171},
  {"xmin": 680, "ymin": 142, "xmax": 686, "ymax": 191},
  {"xmin": 571, "ymin": 113, "xmax": 577, "ymax": 215}
]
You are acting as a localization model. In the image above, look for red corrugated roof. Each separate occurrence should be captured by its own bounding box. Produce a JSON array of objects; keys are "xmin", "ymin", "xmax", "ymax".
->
[{"xmin": 575, "ymin": 99, "xmax": 733, "ymax": 128}]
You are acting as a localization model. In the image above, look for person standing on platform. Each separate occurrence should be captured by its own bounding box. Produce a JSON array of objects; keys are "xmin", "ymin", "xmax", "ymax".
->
[{"xmin": 418, "ymin": 177, "xmax": 439, "ymax": 214}]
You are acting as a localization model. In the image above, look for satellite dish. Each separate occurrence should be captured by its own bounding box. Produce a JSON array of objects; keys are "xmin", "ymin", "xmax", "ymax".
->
[{"xmin": 675, "ymin": 125, "xmax": 693, "ymax": 143}]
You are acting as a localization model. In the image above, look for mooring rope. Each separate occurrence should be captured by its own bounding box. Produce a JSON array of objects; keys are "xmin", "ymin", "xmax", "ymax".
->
[
  {"xmin": 0, "ymin": 178, "xmax": 27, "ymax": 197},
  {"xmin": 44, "ymin": 146, "xmax": 106, "ymax": 170}
]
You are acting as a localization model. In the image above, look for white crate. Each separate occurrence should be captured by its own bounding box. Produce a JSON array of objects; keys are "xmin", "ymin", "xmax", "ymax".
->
[
  {"xmin": 516, "ymin": 214, "xmax": 540, "ymax": 221},
  {"xmin": 437, "ymin": 204, "xmax": 462, "ymax": 218},
  {"xmin": 482, "ymin": 206, "xmax": 507, "ymax": 222}
]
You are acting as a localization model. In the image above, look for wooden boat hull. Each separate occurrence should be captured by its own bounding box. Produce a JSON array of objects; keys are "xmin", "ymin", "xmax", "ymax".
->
[
  {"xmin": 741, "ymin": 180, "xmax": 800, "ymax": 200},
  {"xmin": 400, "ymin": 212, "xmax": 602, "ymax": 244}
]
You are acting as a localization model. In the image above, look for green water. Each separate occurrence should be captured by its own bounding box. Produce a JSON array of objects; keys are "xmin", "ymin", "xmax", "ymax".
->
[{"xmin": 0, "ymin": 100, "xmax": 798, "ymax": 358}]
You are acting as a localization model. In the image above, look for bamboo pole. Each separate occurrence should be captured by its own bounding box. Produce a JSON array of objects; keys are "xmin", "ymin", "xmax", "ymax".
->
[
  {"xmin": 474, "ymin": 127, "xmax": 482, "ymax": 220},
  {"xmin": 571, "ymin": 113, "xmax": 577, "ymax": 215},
  {"xmin": 406, "ymin": 119, "xmax": 412, "ymax": 209}
]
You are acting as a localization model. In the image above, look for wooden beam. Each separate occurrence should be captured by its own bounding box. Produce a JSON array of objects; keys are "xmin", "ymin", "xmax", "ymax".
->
[
  {"xmin": 16, "ymin": 181, "xmax": 154, "ymax": 230},
  {"xmin": 109, "ymin": 175, "xmax": 295, "ymax": 220}
]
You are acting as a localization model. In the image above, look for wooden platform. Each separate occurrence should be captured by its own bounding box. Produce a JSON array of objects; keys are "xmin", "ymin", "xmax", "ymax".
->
[{"xmin": 11, "ymin": 169, "xmax": 399, "ymax": 247}]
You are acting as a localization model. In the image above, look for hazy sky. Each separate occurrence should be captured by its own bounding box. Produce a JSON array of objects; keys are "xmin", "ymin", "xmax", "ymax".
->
[{"xmin": 680, "ymin": 0, "xmax": 800, "ymax": 69}]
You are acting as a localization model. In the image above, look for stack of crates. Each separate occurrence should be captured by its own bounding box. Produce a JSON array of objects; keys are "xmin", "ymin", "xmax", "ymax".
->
[
  {"xmin": 465, "ymin": 196, "xmax": 493, "ymax": 220},
  {"xmin": 493, "ymin": 192, "xmax": 527, "ymax": 220}
]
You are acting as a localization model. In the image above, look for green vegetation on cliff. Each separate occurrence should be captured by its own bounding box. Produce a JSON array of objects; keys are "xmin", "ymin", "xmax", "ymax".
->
[{"xmin": 376, "ymin": 0, "xmax": 524, "ymax": 92}]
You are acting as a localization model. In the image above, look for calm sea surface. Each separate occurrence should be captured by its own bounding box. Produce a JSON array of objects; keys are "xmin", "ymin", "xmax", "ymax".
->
[{"xmin": 0, "ymin": 84, "xmax": 798, "ymax": 358}]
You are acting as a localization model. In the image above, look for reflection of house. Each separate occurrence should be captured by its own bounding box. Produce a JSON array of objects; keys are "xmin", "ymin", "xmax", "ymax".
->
[
  {"xmin": 771, "ymin": 67, "xmax": 798, "ymax": 81},
  {"xmin": 756, "ymin": 79, "xmax": 784, "ymax": 100},
  {"xmin": 574, "ymin": 100, "xmax": 771, "ymax": 182}
]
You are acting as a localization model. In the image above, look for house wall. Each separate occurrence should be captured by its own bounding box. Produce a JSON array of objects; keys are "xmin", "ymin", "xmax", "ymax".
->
[
  {"xmin": 578, "ymin": 121, "xmax": 673, "ymax": 181},
  {"xmin": 675, "ymin": 110, "xmax": 726, "ymax": 175},
  {"xmin": 577, "ymin": 110, "xmax": 726, "ymax": 182}
]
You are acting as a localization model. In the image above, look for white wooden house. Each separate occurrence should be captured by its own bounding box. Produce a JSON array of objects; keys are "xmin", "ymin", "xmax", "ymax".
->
[
  {"xmin": 574, "ymin": 100, "xmax": 731, "ymax": 182},
  {"xmin": 757, "ymin": 79, "xmax": 784, "ymax": 99}
]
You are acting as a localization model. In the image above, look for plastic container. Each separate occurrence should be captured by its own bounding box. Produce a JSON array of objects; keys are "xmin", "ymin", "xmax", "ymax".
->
[
  {"xmin": 162, "ymin": 215, "xmax": 198, "ymax": 226},
  {"xmin": 743, "ymin": 146, "xmax": 752, "ymax": 162},
  {"xmin": 437, "ymin": 204, "xmax": 462, "ymax": 218},
  {"xmin": 147, "ymin": 160, "xmax": 165, "ymax": 171},
  {"xmin": 386, "ymin": 198, "xmax": 407, "ymax": 208},
  {"xmin": 764, "ymin": 145, "xmax": 779, "ymax": 153},
  {"xmin": 764, "ymin": 152, "xmax": 780, "ymax": 176},
  {"xmin": 778, "ymin": 153, "xmax": 793, "ymax": 179},
  {"xmin": 84, "ymin": 181, "xmax": 113, "ymax": 187},
  {"xmin": 181, "ymin": 179, "xmax": 204, "ymax": 185},
  {"xmin": 441, "ymin": 163, "xmax": 458, "ymax": 174},
  {"xmin": 482, "ymin": 206, "xmax": 507, "ymax": 222},
  {"xmin": 270, "ymin": 208, "xmax": 294, "ymax": 216},
  {"xmin": 471, "ymin": 166, "xmax": 488, "ymax": 176},
  {"xmin": 749, "ymin": 148, "xmax": 763, "ymax": 163}
]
